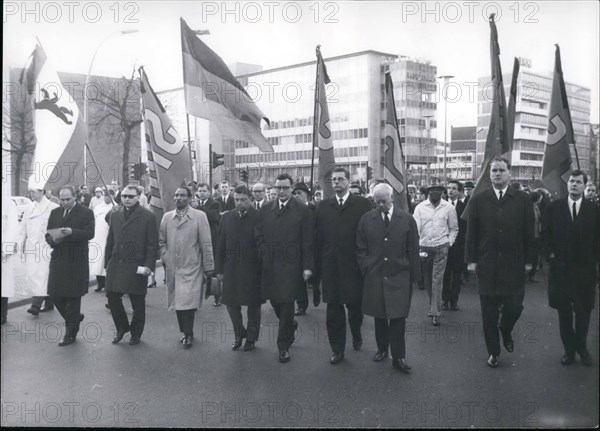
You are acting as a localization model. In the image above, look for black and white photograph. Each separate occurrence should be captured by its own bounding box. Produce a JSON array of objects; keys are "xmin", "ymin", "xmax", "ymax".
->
[{"xmin": 2, "ymin": 0, "xmax": 598, "ymax": 427}]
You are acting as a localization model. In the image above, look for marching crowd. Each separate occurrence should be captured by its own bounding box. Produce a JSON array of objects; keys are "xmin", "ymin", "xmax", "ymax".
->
[{"xmin": 1, "ymin": 157, "xmax": 598, "ymax": 372}]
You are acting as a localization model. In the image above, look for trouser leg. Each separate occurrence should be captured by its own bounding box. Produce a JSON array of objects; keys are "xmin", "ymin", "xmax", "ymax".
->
[
  {"xmin": 129, "ymin": 294, "xmax": 146, "ymax": 338},
  {"xmin": 176, "ymin": 309, "xmax": 196, "ymax": 337},
  {"xmin": 107, "ymin": 292, "xmax": 129, "ymax": 332},
  {"xmin": 347, "ymin": 303, "xmax": 363, "ymax": 341},
  {"xmin": 226, "ymin": 305, "xmax": 244, "ymax": 338},
  {"xmin": 274, "ymin": 302, "xmax": 294, "ymax": 350},
  {"xmin": 326, "ymin": 303, "xmax": 346, "ymax": 354},
  {"xmin": 389, "ymin": 317, "xmax": 406, "ymax": 360},
  {"xmin": 374, "ymin": 317, "xmax": 390, "ymax": 352},
  {"xmin": 480, "ymin": 295, "xmax": 501, "ymax": 356},
  {"xmin": 246, "ymin": 305, "xmax": 262, "ymax": 342}
]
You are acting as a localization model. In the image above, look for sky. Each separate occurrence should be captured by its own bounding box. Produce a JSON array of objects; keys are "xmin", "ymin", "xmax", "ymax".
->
[{"xmin": 3, "ymin": 1, "xmax": 599, "ymax": 132}]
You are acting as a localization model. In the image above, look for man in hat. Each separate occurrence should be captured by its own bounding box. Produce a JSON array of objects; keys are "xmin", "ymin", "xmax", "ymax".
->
[{"xmin": 412, "ymin": 182, "xmax": 458, "ymax": 326}]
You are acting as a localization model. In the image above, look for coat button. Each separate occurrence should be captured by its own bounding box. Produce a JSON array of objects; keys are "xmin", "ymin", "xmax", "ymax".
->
[
  {"xmin": 384, "ymin": 238, "xmax": 388, "ymax": 241},
  {"xmin": 384, "ymin": 257, "xmax": 388, "ymax": 261}
]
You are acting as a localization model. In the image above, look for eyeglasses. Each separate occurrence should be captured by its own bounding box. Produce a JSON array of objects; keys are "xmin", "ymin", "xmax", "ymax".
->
[
  {"xmin": 331, "ymin": 177, "xmax": 347, "ymax": 182},
  {"xmin": 275, "ymin": 186, "xmax": 290, "ymax": 190},
  {"xmin": 121, "ymin": 194, "xmax": 138, "ymax": 199}
]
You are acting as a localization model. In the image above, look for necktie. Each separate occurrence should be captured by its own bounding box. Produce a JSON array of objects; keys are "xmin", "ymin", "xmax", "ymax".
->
[
  {"xmin": 572, "ymin": 202, "xmax": 577, "ymax": 221},
  {"xmin": 498, "ymin": 191, "xmax": 503, "ymax": 201},
  {"xmin": 280, "ymin": 202, "xmax": 284, "ymax": 211},
  {"xmin": 201, "ymin": 201, "xmax": 206, "ymax": 207},
  {"xmin": 452, "ymin": 200, "xmax": 455, "ymax": 206},
  {"xmin": 255, "ymin": 202, "xmax": 259, "ymax": 210},
  {"xmin": 339, "ymin": 198, "xmax": 343, "ymax": 207},
  {"xmin": 384, "ymin": 211, "xmax": 390, "ymax": 228},
  {"xmin": 63, "ymin": 209, "xmax": 69, "ymax": 218}
]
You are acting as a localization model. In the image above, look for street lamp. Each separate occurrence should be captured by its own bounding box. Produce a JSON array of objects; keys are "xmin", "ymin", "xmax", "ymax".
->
[
  {"xmin": 437, "ymin": 75, "xmax": 454, "ymax": 181},
  {"xmin": 83, "ymin": 29, "xmax": 138, "ymax": 185},
  {"xmin": 422, "ymin": 114, "xmax": 435, "ymax": 184}
]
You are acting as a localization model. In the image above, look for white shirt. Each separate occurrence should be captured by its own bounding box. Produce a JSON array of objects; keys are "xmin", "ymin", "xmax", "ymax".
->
[
  {"xmin": 413, "ymin": 199, "xmax": 459, "ymax": 247},
  {"xmin": 254, "ymin": 199, "xmax": 265, "ymax": 209},
  {"xmin": 493, "ymin": 186, "xmax": 509, "ymax": 201},
  {"xmin": 336, "ymin": 191, "xmax": 350, "ymax": 206},
  {"xmin": 567, "ymin": 196, "xmax": 582, "ymax": 220},
  {"xmin": 278, "ymin": 199, "xmax": 290, "ymax": 210},
  {"xmin": 381, "ymin": 205, "xmax": 394, "ymax": 221}
]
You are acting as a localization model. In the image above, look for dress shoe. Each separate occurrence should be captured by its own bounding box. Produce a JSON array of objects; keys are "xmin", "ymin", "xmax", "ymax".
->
[
  {"xmin": 352, "ymin": 336, "xmax": 362, "ymax": 351},
  {"xmin": 560, "ymin": 353, "xmax": 575, "ymax": 366},
  {"xmin": 502, "ymin": 333, "xmax": 514, "ymax": 353},
  {"xmin": 373, "ymin": 350, "xmax": 388, "ymax": 362},
  {"xmin": 487, "ymin": 354, "xmax": 499, "ymax": 368},
  {"xmin": 279, "ymin": 349, "xmax": 290, "ymax": 363},
  {"xmin": 105, "ymin": 303, "xmax": 110, "ymax": 310},
  {"xmin": 392, "ymin": 358, "xmax": 412, "ymax": 373},
  {"xmin": 432, "ymin": 316, "xmax": 440, "ymax": 326},
  {"xmin": 441, "ymin": 302, "xmax": 449, "ymax": 311},
  {"xmin": 182, "ymin": 335, "xmax": 193, "ymax": 349},
  {"xmin": 94, "ymin": 286, "xmax": 104, "ymax": 292},
  {"xmin": 147, "ymin": 281, "xmax": 157, "ymax": 288},
  {"xmin": 112, "ymin": 327, "xmax": 130, "ymax": 344},
  {"xmin": 79, "ymin": 313, "xmax": 84, "ymax": 322},
  {"xmin": 243, "ymin": 340, "xmax": 255, "ymax": 351},
  {"xmin": 129, "ymin": 336, "xmax": 141, "ymax": 345},
  {"xmin": 294, "ymin": 307, "xmax": 306, "ymax": 316},
  {"xmin": 450, "ymin": 303, "xmax": 459, "ymax": 311},
  {"xmin": 579, "ymin": 349, "xmax": 593, "ymax": 367},
  {"xmin": 27, "ymin": 306, "xmax": 40, "ymax": 316},
  {"xmin": 232, "ymin": 336, "xmax": 243, "ymax": 350},
  {"xmin": 40, "ymin": 304, "xmax": 55, "ymax": 312},
  {"xmin": 330, "ymin": 352, "xmax": 344, "ymax": 364},
  {"xmin": 58, "ymin": 335, "xmax": 76, "ymax": 346},
  {"xmin": 180, "ymin": 335, "xmax": 186, "ymax": 344},
  {"xmin": 313, "ymin": 288, "xmax": 321, "ymax": 307},
  {"xmin": 213, "ymin": 298, "xmax": 221, "ymax": 307}
]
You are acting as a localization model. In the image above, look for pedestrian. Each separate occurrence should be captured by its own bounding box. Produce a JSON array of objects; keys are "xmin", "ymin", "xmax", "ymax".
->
[
  {"xmin": 442, "ymin": 180, "xmax": 467, "ymax": 311},
  {"xmin": 215, "ymin": 185, "xmax": 262, "ymax": 351},
  {"xmin": 90, "ymin": 190, "xmax": 114, "ymax": 292},
  {"xmin": 542, "ymin": 170, "xmax": 599, "ymax": 366},
  {"xmin": 105, "ymin": 185, "xmax": 158, "ymax": 346},
  {"xmin": 159, "ymin": 187, "xmax": 214, "ymax": 349},
  {"xmin": 251, "ymin": 183, "xmax": 267, "ymax": 209},
  {"xmin": 17, "ymin": 187, "xmax": 59, "ymax": 315},
  {"xmin": 45, "ymin": 185, "xmax": 95, "ymax": 346},
  {"xmin": 315, "ymin": 167, "xmax": 372, "ymax": 364},
  {"xmin": 196, "ymin": 182, "xmax": 221, "ymax": 306},
  {"xmin": 218, "ymin": 180, "xmax": 235, "ymax": 214},
  {"xmin": 356, "ymin": 183, "xmax": 421, "ymax": 373},
  {"xmin": 255, "ymin": 173, "xmax": 314, "ymax": 363},
  {"xmin": 2, "ymin": 193, "xmax": 21, "ymax": 325},
  {"xmin": 465, "ymin": 157, "xmax": 535, "ymax": 368},
  {"xmin": 413, "ymin": 182, "xmax": 458, "ymax": 326}
]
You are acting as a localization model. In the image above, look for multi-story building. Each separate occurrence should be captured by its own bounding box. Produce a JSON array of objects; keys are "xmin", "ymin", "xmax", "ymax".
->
[
  {"xmin": 157, "ymin": 51, "xmax": 438, "ymax": 187},
  {"xmin": 477, "ymin": 58, "xmax": 591, "ymax": 185}
]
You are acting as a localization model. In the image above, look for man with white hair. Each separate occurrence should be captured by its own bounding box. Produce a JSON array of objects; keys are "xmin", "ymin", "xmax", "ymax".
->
[{"xmin": 356, "ymin": 183, "xmax": 421, "ymax": 373}]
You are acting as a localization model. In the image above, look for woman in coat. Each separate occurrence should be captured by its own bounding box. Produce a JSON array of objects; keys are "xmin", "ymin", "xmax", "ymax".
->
[{"xmin": 89, "ymin": 191, "xmax": 113, "ymax": 291}]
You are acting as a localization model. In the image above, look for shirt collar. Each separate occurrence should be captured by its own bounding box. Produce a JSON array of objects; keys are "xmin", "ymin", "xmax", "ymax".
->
[
  {"xmin": 381, "ymin": 204, "xmax": 394, "ymax": 219},
  {"xmin": 568, "ymin": 196, "xmax": 582, "ymax": 208},
  {"xmin": 336, "ymin": 191, "xmax": 350, "ymax": 205},
  {"xmin": 493, "ymin": 186, "xmax": 509, "ymax": 199}
]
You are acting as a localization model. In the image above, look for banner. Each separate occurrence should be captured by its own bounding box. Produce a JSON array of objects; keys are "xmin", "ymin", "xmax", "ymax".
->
[{"xmin": 314, "ymin": 46, "xmax": 335, "ymax": 200}]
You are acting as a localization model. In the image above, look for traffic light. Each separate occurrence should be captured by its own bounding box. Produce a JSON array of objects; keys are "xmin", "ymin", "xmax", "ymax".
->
[
  {"xmin": 212, "ymin": 152, "xmax": 225, "ymax": 169},
  {"xmin": 129, "ymin": 163, "xmax": 136, "ymax": 179},
  {"xmin": 366, "ymin": 164, "xmax": 373, "ymax": 181},
  {"xmin": 240, "ymin": 169, "xmax": 248, "ymax": 183}
]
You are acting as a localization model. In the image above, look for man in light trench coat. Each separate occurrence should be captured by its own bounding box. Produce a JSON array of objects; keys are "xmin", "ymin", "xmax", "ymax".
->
[{"xmin": 160, "ymin": 187, "xmax": 214, "ymax": 349}]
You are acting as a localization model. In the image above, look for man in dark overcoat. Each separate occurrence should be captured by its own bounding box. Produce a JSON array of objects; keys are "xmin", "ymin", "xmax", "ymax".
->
[
  {"xmin": 45, "ymin": 185, "xmax": 95, "ymax": 346},
  {"xmin": 105, "ymin": 185, "xmax": 158, "ymax": 345},
  {"xmin": 255, "ymin": 173, "xmax": 314, "ymax": 363},
  {"xmin": 542, "ymin": 169, "xmax": 599, "ymax": 366},
  {"xmin": 216, "ymin": 185, "xmax": 263, "ymax": 352},
  {"xmin": 442, "ymin": 179, "xmax": 467, "ymax": 311},
  {"xmin": 465, "ymin": 157, "xmax": 535, "ymax": 368},
  {"xmin": 356, "ymin": 183, "xmax": 421, "ymax": 373},
  {"xmin": 197, "ymin": 182, "xmax": 222, "ymax": 306},
  {"xmin": 315, "ymin": 167, "xmax": 371, "ymax": 364}
]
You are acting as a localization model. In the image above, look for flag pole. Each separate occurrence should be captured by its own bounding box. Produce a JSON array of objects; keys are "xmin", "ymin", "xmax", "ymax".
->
[
  {"xmin": 186, "ymin": 114, "xmax": 195, "ymax": 185},
  {"xmin": 309, "ymin": 45, "xmax": 321, "ymax": 194}
]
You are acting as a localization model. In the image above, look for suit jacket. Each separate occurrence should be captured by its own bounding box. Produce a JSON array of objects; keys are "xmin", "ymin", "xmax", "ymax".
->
[
  {"xmin": 46, "ymin": 203, "xmax": 95, "ymax": 297},
  {"xmin": 465, "ymin": 186, "xmax": 535, "ymax": 296},
  {"xmin": 542, "ymin": 197, "xmax": 599, "ymax": 312},
  {"xmin": 315, "ymin": 194, "xmax": 372, "ymax": 305},
  {"xmin": 356, "ymin": 207, "xmax": 421, "ymax": 319},
  {"xmin": 105, "ymin": 204, "xmax": 158, "ymax": 295},
  {"xmin": 447, "ymin": 199, "xmax": 467, "ymax": 266},
  {"xmin": 216, "ymin": 207, "xmax": 263, "ymax": 306},
  {"xmin": 219, "ymin": 194, "xmax": 235, "ymax": 213},
  {"xmin": 255, "ymin": 197, "xmax": 314, "ymax": 303},
  {"xmin": 198, "ymin": 197, "xmax": 220, "ymax": 249}
]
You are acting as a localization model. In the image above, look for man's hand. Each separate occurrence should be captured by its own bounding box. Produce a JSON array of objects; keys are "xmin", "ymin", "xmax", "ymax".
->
[
  {"xmin": 525, "ymin": 264, "xmax": 533, "ymax": 272},
  {"xmin": 303, "ymin": 270, "xmax": 312, "ymax": 281},
  {"xmin": 467, "ymin": 263, "xmax": 477, "ymax": 272},
  {"xmin": 61, "ymin": 227, "xmax": 72, "ymax": 236},
  {"xmin": 216, "ymin": 273, "xmax": 223, "ymax": 282},
  {"xmin": 205, "ymin": 270, "xmax": 213, "ymax": 278},
  {"xmin": 142, "ymin": 266, "xmax": 152, "ymax": 276}
]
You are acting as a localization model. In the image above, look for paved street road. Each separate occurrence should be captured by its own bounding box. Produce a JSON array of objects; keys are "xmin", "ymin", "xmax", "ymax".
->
[{"xmin": 2, "ymin": 266, "xmax": 598, "ymax": 427}]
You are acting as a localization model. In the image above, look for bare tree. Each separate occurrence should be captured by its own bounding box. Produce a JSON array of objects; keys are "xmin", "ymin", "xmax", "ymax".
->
[
  {"xmin": 2, "ymin": 84, "xmax": 35, "ymax": 195},
  {"xmin": 88, "ymin": 67, "xmax": 142, "ymax": 186}
]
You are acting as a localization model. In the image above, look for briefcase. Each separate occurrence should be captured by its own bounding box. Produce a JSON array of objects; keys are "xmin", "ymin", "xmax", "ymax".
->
[{"xmin": 204, "ymin": 275, "xmax": 222, "ymax": 299}]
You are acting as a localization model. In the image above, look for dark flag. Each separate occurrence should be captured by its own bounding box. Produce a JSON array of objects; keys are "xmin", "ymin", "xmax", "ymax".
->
[
  {"xmin": 180, "ymin": 17, "xmax": 273, "ymax": 153},
  {"xmin": 383, "ymin": 72, "xmax": 409, "ymax": 212},
  {"xmin": 542, "ymin": 44, "xmax": 575, "ymax": 200},
  {"xmin": 507, "ymin": 57, "xmax": 520, "ymax": 153}
]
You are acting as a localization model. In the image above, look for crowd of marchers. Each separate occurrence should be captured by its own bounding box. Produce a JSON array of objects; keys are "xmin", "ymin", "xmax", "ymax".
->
[{"xmin": 2, "ymin": 158, "xmax": 598, "ymax": 371}]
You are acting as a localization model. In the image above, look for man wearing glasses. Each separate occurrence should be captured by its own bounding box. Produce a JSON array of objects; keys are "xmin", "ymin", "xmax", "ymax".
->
[
  {"xmin": 315, "ymin": 167, "xmax": 372, "ymax": 364},
  {"xmin": 255, "ymin": 173, "xmax": 314, "ymax": 363},
  {"xmin": 105, "ymin": 185, "xmax": 159, "ymax": 346}
]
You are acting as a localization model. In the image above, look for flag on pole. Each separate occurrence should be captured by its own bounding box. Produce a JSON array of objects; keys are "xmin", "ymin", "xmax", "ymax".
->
[
  {"xmin": 314, "ymin": 46, "xmax": 335, "ymax": 200},
  {"xmin": 383, "ymin": 72, "xmax": 409, "ymax": 212},
  {"xmin": 507, "ymin": 57, "xmax": 520, "ymax": 153},
  {"xmin": 139, "ymin": 66, "xmax": 191, "ymax": 219},
  {"xmin": 462, "ymin": 14, "xmax": 509, "ymax": 219},
  {"xmin": 542, "ymin": 44, "xmax": 575, "ymax": 200},
  {"xmin": 180, "ymin": 17, "xmax": 273, "ymax": 153},
  {"xmin": 23, "ymin": 44, "xmax": 86, "ymax": 191}
]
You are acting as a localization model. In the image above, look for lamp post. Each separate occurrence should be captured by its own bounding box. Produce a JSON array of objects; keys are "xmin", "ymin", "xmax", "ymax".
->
[
  {"xmin": 83, "ymin": 29, "xmax": 138, "ymax": 185},
  {"xmin": 422, "ymin": 114, "xmax": 435, "ymax": 184},
  {"xmin": 437, "ymin": 75, "xmax": 454, "ymax": 181}
]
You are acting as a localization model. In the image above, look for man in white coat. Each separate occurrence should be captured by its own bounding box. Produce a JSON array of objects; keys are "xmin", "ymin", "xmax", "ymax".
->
[
  {"xmin": 90, "ymin": 191, "xmax": 114, "ymax": 292},
  {"xmin": 16, "ymin": 186, "xmax": 59, "ymax": 315},
  {"xmin": 159, "ymin": 187, "xmax": 214, "ymax": 349}
]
